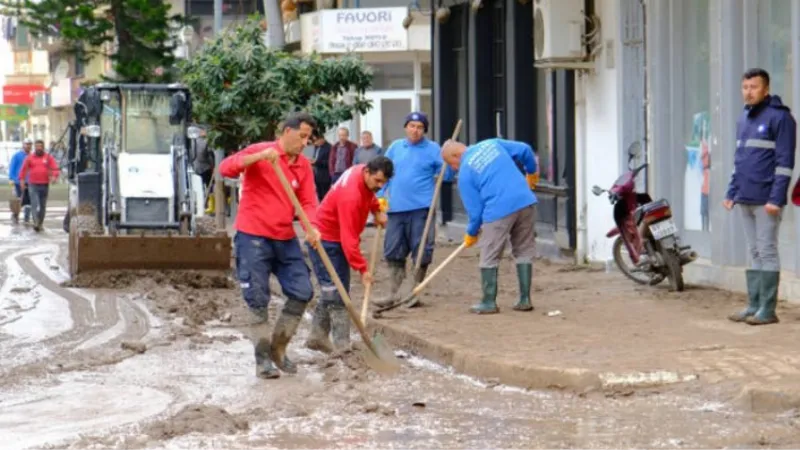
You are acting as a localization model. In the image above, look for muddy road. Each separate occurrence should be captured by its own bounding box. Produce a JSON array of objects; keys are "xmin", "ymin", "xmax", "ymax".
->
[{"xmin": 1, "ymin": 209, "xmax": 800, "ymax": 449}]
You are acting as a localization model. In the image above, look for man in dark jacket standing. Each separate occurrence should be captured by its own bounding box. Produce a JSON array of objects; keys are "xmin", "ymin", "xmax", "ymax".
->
[
  {"xmin": 725, "ymin": 68, "xmax": 796, "ymax": 326},
  {"xmin": 328, "ymin": 127, "xmax": 357, "ymax": 184},
  {"xmin": 311, "ymin": 130, "xmax": 332, "ymax": 201}
]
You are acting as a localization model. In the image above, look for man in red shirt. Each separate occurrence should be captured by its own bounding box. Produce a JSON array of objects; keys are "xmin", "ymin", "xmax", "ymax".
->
[
  {"xmin": 19, "ymin": 140, "xmax": 60, "ymax": 232},
  {"xmin": 219, "ymin": 112, "xmax": 320, "ymax": 380},
  {"xmin": 305, "ymin": 156, "xmax": 393, "ymax": 353}
]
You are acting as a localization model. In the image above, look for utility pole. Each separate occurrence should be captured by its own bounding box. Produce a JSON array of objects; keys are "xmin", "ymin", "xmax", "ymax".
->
[{"xmin": 214, "ymin": 0, "xmax": 223, "ymax": 34}]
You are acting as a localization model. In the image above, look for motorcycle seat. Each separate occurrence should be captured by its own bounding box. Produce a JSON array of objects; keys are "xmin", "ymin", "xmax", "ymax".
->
[{"xmin": 634, "ymin": 198, "xmax": 671, "ymax": 224}]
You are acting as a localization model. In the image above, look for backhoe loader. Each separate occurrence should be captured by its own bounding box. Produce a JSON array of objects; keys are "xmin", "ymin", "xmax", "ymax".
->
[{"xmin": 65, "ymin": 83, "xmax": 231, "ymax": 276}]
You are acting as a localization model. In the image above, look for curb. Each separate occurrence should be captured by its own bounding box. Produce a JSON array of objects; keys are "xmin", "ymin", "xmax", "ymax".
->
[
  {"xmin": 369, "ymin": 320, "xmax": 602, "ymax": 391},
  {"xmin": 369, "ymin": 320, "xmax": 701, "ymax": 392}
]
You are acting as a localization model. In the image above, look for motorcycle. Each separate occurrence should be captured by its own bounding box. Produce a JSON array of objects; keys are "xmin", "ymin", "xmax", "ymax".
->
[{"xmin": 591, "ymin": 142, "xmax": 697, "ymax": 291}]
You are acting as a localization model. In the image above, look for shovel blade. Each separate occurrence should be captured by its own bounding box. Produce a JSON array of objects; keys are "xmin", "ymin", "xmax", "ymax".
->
[{"xmin": 359, "ymin": 332, "xmax": 401, "ymax": 374}]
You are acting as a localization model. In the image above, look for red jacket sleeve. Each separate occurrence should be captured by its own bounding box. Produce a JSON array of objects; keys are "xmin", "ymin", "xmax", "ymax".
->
[
  {"xmin": 48, "ymin": 155, "xmax": 60, "ymax": 180},
  {"xmin": 219, "ymin": 144, "xmax": 266, "ymax": 178},
  {"xmin": 369, "ymin": 195, "xmax": 380, "ymax": 214},
  {"xmin": 19, "ymin": 157, "xmax": 29, "ymax": 183},
  {"xmin": 298, "ymin": 159, "xmax": 319, "ymax": 225},
  {"xmin": 337, "ymin": 199, "xmax": 368, "ymax": 273}
]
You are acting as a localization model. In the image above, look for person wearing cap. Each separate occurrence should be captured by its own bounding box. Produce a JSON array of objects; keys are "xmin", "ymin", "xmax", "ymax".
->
[
  {"xmin": 8, "ymin": 138, "xmax": 32, "ymax": 224},
  {"xmin": 373, "ymin": 111, "xmax": 452, "ymax": 309},
  {"xmin": 441, "ymin": 138, "xmax": 539, "ymax": 314}
]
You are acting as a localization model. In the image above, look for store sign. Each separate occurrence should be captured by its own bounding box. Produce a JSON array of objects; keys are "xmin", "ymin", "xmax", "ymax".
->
[
  {"xmin": 319, "ymin": 7, "xmax": 408, "ymax": 53},
  {"xmin": 2, "ymin": 84, "xmax": 47, "ymax": 105},
  {"xmin": 0, "ymin": 104, "xmax": 29, "ymax": 121}
]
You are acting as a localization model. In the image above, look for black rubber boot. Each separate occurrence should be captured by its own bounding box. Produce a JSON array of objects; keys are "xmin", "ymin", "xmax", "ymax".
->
[
  {"xmin": 406, "ymin": 264, "xmax": 429, "ymax": 308},
  {"xmin": 305, "ymin": 297, "xmax": 333, "ymax": 354},
  {"xmin": 513, "ymin": 263, "xmax": 534, "ymax": 311},
  {"xmin": 728, "ymin": 269, "xmax": 760, "ymax": 322},
  {"xmin": 269, "ymin": 298, "xmax": 308, "ymax": 374},
  {"xmin": 249, "ymin": 307, "xmax": 279, "ymax": 379},
  {"xmin": 747, "ymin": 271, "xmax": 780, "ymax": 326},
  {"xmin": 328, "ymin": 303, "xmax": 351, "ymax": 352},
  {"xmin": 470, "ymin": 268, "xmax": 499, "ymax": 314},
  {"xmin": 373, "ymin": 261, "xmax": 406, "ymax": 308}
]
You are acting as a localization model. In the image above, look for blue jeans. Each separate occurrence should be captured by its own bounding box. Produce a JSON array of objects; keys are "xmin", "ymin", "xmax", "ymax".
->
[
  {"xmin": 383, "ymin": 208, "xmax": 435, "ymax": 266},
  {"xmin": 233, "ymin": 232, "xmax": 314, "ymax": 311},
  {"xmin": 307, "ymin": 240, "xmax": 350, "ymax": 306},
  {"xmin": 28, "ymin": 183, "xmax": 48, "ymax": 226}
]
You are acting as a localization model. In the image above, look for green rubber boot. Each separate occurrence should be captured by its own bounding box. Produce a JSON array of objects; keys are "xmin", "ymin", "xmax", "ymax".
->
[
  {"xmin": 728, "ymin": 269, "xmax": 761, "ymax": 322},
  {"xmin": 513, "ymin": 263, "xmax": 534, "ymax": 311},
  {"xmin": 329, "ymin": 304, "xmax": 351, "ymax": 352},
  {"xmin": 248, "ymin": 307, "xmax": 280, "ymax": 379},
  {"xmin": 269, "ymin": 298, "xmax": 308, "ymax": 374},
  {"xmin": 305, "ymin": 299, "xmax": 333, "ymax": 354},
  {"xmin": 373, "ymin": 261, "xmax": 406, "ymax": 308},
  {"xmin": 470, "ymin": 268, "xmax": 499, "ymax": 314},
  {"xmin": 406, "ymin": 264, "xmax": 429, "ymax": 308},
  {"xmin": 747, "ymin": 271, "xmax": 780, "ymax": 325}
]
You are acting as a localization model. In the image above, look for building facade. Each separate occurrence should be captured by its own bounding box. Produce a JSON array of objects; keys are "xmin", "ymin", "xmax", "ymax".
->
[
  {"xmin": 299, "ymin": 3, "xmax": 432, "ymax": 148},
  {"xmin": 431, "ymin": 0, "xmax": 578, "ymax": 256}
]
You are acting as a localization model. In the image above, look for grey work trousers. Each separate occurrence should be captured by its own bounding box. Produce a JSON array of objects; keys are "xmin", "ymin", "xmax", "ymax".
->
[
  {"xmin": 479, "ymin": 205, "xmax": 537, "ymax": 268},
  {"xmin": 738, "ymin": 204, "xmax": 781, "ymax": 272}
]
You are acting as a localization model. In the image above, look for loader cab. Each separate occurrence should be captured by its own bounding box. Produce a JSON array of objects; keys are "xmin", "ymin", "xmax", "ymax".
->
[{"xmin": 69, "ymin": 83, "xmax": 204, "ymax": 235}]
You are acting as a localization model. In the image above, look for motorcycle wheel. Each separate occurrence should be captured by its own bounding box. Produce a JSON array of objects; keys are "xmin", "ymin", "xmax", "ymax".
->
[
  {"xmin": 612, "ymin": 236, "xmax": 666, "ymax": 286},
  {"xmin": 662, "ymin": 248, "xmax": 685, "ymax": 292}
]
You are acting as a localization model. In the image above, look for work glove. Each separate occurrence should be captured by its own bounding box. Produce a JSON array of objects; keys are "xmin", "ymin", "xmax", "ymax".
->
[
  {"xmin": 526, "ymin": 172, "xmax": 540, "ymax": 190},
  {"xmin": 464, "ymin": 234, "xmax": 479, "ymax": 248},
  {"xmin": 378, "ymin": 197, "xmax": 389, "ymax": 213}
]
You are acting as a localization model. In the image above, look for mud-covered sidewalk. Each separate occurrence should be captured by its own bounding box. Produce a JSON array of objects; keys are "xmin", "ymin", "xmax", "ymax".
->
[{"xmin": 361, "ymin": 229, "xmax": 800, "ymax": 401}]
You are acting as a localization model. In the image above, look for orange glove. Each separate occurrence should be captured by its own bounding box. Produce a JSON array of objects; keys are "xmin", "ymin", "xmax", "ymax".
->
[
  {"xmin": 464, "ymin": 234, "xmax": 479, "ymax": 248},
  {"xmin": 526, "ymin": 172, "xmax": 540, "ymax": 190},
  {"xmin": 378, "ymin": 197, "xmax": 389, "ymax": 213}
]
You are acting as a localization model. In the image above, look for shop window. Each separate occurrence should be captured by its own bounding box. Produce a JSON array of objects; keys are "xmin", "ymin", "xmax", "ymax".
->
[
  {"xmin": 420, "ymin": 61, "xmax": 432, "ymax": 89},
  {"xmin": 420, "ymin": 93, "xmax": 432, "ymax": 129},
  {"xmin": 757, "ymin": 0, "xmax": 792, "ymax": 109},
  {"xmin": 681, "ymin": 0, "xmax": 711, "ymax": 233},
  {"xmin": 370, "ymin": 62, "xmax": 414, "ymax": 91}
]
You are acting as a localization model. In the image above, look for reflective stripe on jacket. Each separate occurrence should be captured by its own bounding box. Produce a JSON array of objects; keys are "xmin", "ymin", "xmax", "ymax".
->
[{"xmin": 726, "ymin": 95, "xmax": 797, "ymax": 206}]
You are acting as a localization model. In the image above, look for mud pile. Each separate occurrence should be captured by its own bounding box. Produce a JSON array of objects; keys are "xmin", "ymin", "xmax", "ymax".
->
[
  {"xmin": 63, "ymin": 269, "xmax": 233, "ymax": 290},
  {"xmin": 140, "ymin": 404, "xmax": 249, "ymax": 440}
]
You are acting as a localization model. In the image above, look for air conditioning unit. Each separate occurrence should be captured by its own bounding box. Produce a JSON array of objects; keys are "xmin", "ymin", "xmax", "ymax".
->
[{"xmin": 533, "ymin": 0, "xmax": 591, "ymax": 69}]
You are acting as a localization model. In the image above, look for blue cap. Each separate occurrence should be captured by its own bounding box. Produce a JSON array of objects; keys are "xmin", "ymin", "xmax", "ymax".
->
[{"xmin": 404, "ymin": 111, "xmax": 429, "ymax": 133}]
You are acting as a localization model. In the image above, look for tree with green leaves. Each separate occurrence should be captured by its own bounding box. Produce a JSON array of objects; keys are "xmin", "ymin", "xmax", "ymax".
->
[
  {"xmin": 179, "ymin": 16, "xmax": 373, "ymax": 153},
  {"xmin": 1, "ymin": 0, "xmax": 184, "ymax": 83}
]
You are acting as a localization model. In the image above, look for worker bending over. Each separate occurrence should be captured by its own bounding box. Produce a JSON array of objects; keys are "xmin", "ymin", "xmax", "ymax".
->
[
  {"xmin": 220, "ymin": 112, "xmax": 320, "ymax": 379},
  {"xmin": 441, "ymin": 138, "xmax": 539, "ymax": 314},
  {"xmin": 305, "ymin": 157, "xmax": 393, "ymax": 353}
]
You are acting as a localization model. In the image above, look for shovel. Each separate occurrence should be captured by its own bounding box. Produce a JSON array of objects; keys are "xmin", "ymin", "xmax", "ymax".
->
[
  {"xmin": 407, "ymin": 119, "xmax": 463, "ymax": 307},
  {"xmin": 373, "ymin": 242, "xmax": 468, "ymax": 317},
  {"xmin": 360, "ymin": 225, "xmax": 383, "ymax": 325},
  {"xmin": 270, "ymin": 160, "xmax": 401, "ymax": 374}
]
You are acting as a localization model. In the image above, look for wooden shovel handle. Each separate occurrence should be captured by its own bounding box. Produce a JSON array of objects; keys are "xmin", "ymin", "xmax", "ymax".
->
[
  {"xmin": 412, "ymin": 119, "xmax": 463, "ymax": 276},
  {"xmin": 360, "ymin": 225, "xmax": 382, "ymax": 325},
  {"xmin": 269, "ymin": 160, "xmax": 376, "ymax": 353}
]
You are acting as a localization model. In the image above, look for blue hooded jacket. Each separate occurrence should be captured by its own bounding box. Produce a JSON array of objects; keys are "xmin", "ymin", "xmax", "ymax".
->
[
  {"xmin": 458, "ymin": 138, "xmax": 538, "ymax": 236},
  {"xmin": 726, "ymin": 95, "xmax": 797, "ymax": 206},
  {"xmin": 8, "ymin": 149, "xmax": 28, "ymax": 184}
]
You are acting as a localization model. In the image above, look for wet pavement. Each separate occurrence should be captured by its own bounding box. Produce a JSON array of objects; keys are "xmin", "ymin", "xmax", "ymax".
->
[{"xmin": 0, "ymin": 208, "xmax": 799, "ymax": 449}]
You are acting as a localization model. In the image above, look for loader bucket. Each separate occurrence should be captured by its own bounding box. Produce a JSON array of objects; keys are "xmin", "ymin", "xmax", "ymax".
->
[{"xmin": 68, "ymin": 231, "xmax": 232, "ymax": 276}]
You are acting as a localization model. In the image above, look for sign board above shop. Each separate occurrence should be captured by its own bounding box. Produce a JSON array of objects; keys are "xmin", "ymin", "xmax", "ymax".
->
[{"xmin": 316, "ymin": 7, "xmax": 408, "ymax": 53}]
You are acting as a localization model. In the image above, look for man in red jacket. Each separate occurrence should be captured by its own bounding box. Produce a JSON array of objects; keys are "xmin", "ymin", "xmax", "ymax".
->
[
  {"xmin": 19, "ymin": 140, "xmax": 60, "ymax": 232},
  {"xmin": 305, "ymin": 156, "xmax": 393, "ymax": 353},
  {"xmin": 219, "ymin": 112, "xmax": 320, "ymax": 380}
]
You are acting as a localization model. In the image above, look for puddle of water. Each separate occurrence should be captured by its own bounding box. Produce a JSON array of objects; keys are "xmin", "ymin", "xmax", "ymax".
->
[{"xmin": 0, "ymin": 379, "xmax": 172, "ymax": 450}]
